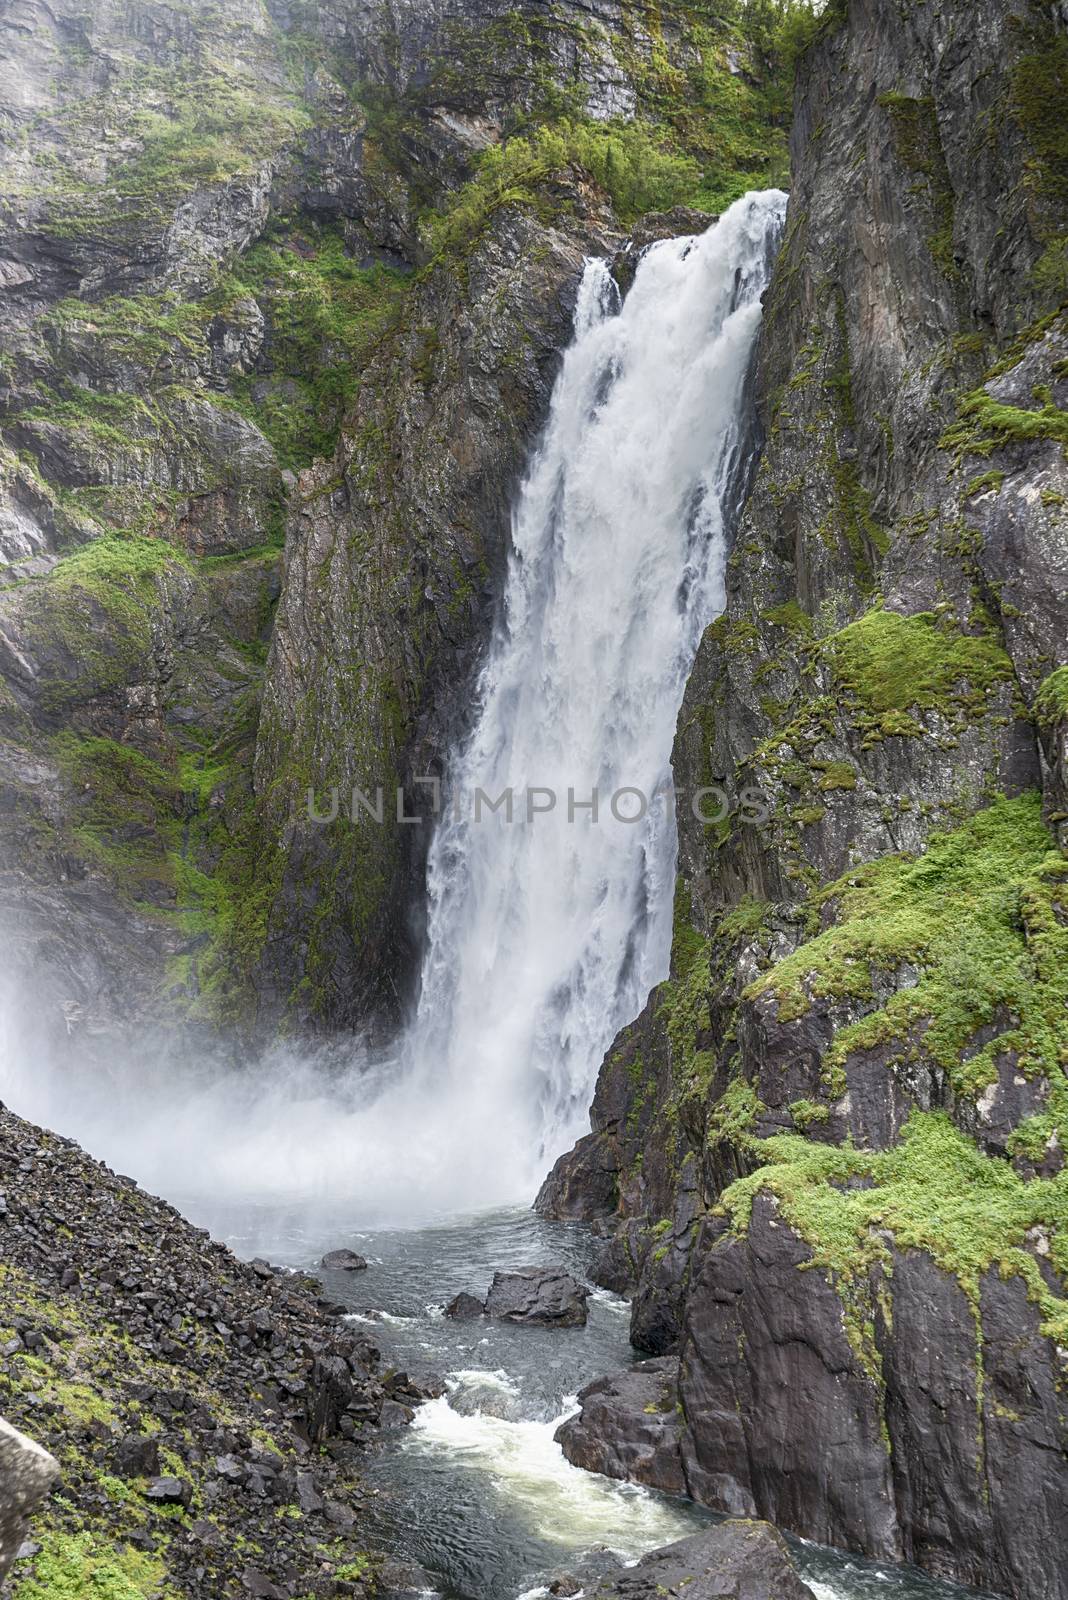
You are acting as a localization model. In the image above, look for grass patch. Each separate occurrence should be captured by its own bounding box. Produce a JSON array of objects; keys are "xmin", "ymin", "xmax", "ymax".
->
[
  {"xmin": 746, "ymin": 793, "xmax": 1068, "ymax": 1099},
  {"xmin": 11, "ymin": 1529, "xmax": 169, "ymax": 1600},
  {"xmin": 827, "ymin": 606, "xmax": 1014, "ymax": 728}
]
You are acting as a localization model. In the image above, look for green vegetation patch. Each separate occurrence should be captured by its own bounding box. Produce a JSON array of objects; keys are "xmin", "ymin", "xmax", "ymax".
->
[
  {"xmin": 1035, "ymin": 665, "xmax": 1068, "ymax": 724},
  {"xmin": 425, "ymin": 117, "xmax": 701, "ymax": 257},
  {"xmin": 16, "ymin": 537, "xmax": 189, "ymax": 711},
  {"xmin": 746, "ymin": 794, "xmax": 1068, "ymax": 1100},
  {"xmin": 719, "ymin": 1110, "xmax": 1068, "ymax": 1346},
  {"xmin": 1012, "ymin": 32, "xmax": 1068, "ymax": 207},
  {"xmin": 12, "ymin": 1529, "xmax": 170, "ymax": 1600},
  {"xmin": 226, "ymin": 224, "xmax": 409, "ymax": 469},
  {"xmin": 941, "ymin": 387, "xmax": 1068, "ymax": 460},
  {"xmin": 826, "ymin": 606, "xmax": 1014, "ymax": 729}
]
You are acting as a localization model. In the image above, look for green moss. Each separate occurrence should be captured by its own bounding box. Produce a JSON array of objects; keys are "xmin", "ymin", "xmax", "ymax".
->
[
  {"xmin": 720, "ymin": 1110, "xmax": 1068, "ymax": 1345},
  {"xmin": 964, "ymin": 470, "xmax": 1006, "ymax": 499},
  {"xmin": 816, "ymin": 761, "xmax": 857, "ymax": 792},
  {"xmin": 12, "ymin": 1530, "xmax": 169, "ymax": 1600},
  {"xmin": 747, "ymin": 794, "xmax": 1068, "ymax": 1099},
  {"xmin": 716, "ymin": 896, "xmax": 772, "ymax": 944},
  {"xmin": 827, "ymin": 606, "xmax": 1014, "ymax": 727},
  {"xmin": 1034, "ymin": 666, "xmax": 1068, "ymax": 725},
  {"xmin": 762, "ymin": 600, "xmax": 814, "ymax": 636},
  {"xmin": 941, "ymin": 388, "xmax": 1068, "ymax": 460}
]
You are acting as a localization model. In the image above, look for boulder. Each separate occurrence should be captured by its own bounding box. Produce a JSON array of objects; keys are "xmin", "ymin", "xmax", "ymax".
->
[
  {"xmin": 443, "ymin": 1291, "xmax": 485, "ymax": 1320},
  {"xmin": 320, "ymin": 1249, "xmax": 368, "ymax": 1272},
  {"xmin": 112, "ymin": 1432, "xmax": 161, "ymax": 1479},
  {"xmin": 483, "ymin": 1267, "xmax": 590, "ymax": 1327},
  {"xmin": 587, "ymin": 1521, "xmax": 814, "ymax": 1599},
  {"xmin": 555, "ymin": 1358, "xmax": 686, "ymax": 1496},
  {"xmin": 0, "ymin": 1419, "xmax": 59, "ymax": 1583},
  {"xmin": 142, "ymin": 1475, "xmax": 192, "ymax": 1508}
]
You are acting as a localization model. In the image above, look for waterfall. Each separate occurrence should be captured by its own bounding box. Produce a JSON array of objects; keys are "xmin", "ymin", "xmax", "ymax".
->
[
  {"xmin": 0, "ymin": 191, "xmax": 785, "ymax": 1222},
  {"xmin": 394, "ymin": 189, "xmax": 787, "ymax": 1208}
]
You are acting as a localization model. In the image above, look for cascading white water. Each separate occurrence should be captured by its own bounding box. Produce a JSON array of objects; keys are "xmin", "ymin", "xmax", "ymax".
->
[
  {"xmin": 0, "ymin": 190, "xmax": 785, "ymax": 1221},
  {"xmin": 393, "ymin": 189, "xmax": 787, "ymax": 1204}
]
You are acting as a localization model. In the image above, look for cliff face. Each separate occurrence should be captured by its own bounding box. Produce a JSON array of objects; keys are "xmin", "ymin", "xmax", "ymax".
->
[
  {"xmin": 0, "ymin": 0, "xmax": 795, "ymax": 1043},
  {"xmin": 540, "ymin": 1, "xmax": 1068, "ymax": 1595}
]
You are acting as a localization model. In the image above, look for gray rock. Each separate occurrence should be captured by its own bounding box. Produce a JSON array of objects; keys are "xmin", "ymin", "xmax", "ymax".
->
[
  {"xmin": 555, "ymin": 1359, "xmax": 686, "ymax": 1497},
  {"xmin": 0, "ymin": 1419, "xmax": 59, "ymax": 1583},
  {"xmin": 443, "ymin": 1291, "xmax": 485, "ymax": 1320},
  {"xmin": 320, "ymin": 1249, "xmax": 368, "ymax": 1272},
  {"xmin": 484, "ymin": 1266, "xmax": 590, "ymax": 1327},
  {"xmin": 586, "ymin": 1521, "xmax": 814, "ymax": 1599},
  {"xmin": 142, "ymin": 1475, "xmax": 192, "ymax": 1507}
]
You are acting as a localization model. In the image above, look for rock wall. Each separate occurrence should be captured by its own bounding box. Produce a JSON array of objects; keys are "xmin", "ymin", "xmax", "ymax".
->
[
  {"xmin": 540, "ymin": 1, "xmax": 1068, "ymax": 1594},
  {"xmin": 0, "ymin": 0, "xmax": 797, "ymax": 1043}
]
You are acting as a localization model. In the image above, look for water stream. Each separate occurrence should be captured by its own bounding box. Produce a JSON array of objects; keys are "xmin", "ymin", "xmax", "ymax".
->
[{"xmin": 188, "ymin": 1199, "xmax": 999, "ymax": 1600}]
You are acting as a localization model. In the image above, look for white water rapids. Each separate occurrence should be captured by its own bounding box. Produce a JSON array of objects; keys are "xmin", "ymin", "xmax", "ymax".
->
[{"xmin": 0, "ymin": 191, "xmax": 786, "ymax": 1220}]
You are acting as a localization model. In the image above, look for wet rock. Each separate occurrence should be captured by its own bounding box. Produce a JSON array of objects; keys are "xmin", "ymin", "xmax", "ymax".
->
[
  {"xmin": 320, "ymin": 1250, "xmax": 368, "ymax": 1273},
  {"xmin": 377, "ymin": 1556, "xmax": 445, "ymax": 1597},
  {"xmin": 443, "ymin": 1291, "xmax": 485, "ymax": 1320},
  {"xmin": 586, "ymin": 1521, "xmax": 814, "ymax": 1599},
  {"xmin": 484, "ymin": 1267, "xmax": 590, "ymax": 1327},
  {"xmin": 555, "ymin": 1359, "xmax": 686, "ymax": 1497}
]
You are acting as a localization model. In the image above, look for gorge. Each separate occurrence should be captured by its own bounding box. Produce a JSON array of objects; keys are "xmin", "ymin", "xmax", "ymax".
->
[{"xmin": 0, "ymin": 0, "xmax": 1067, "ymax": 1598}]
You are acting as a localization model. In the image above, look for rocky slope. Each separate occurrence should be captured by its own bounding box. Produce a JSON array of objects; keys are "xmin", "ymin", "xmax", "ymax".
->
[
  {"xmin": 0, "ymin": 1101, "xmax": 439, "ymax": 1599},
  {"xmin": 0, "ymin": 0, "xmax": 798, "ymax": 1047},
  {"xmin": 539, "ymin": 1, "xmax": 1068, "ymax": 1596}
]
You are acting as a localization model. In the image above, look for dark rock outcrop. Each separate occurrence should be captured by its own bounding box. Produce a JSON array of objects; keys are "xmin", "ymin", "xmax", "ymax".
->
[
  {"xmin": 483, "ymin": 1266, "xmax": 590, "ymax": 1327},
  {"xmin": 585, "ymin": 1521, "xmax": 815, "ymax": 1600},
  {"xmin": 555, "ymin": 1359, "xmax": 686, "ymax": 1497}
]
